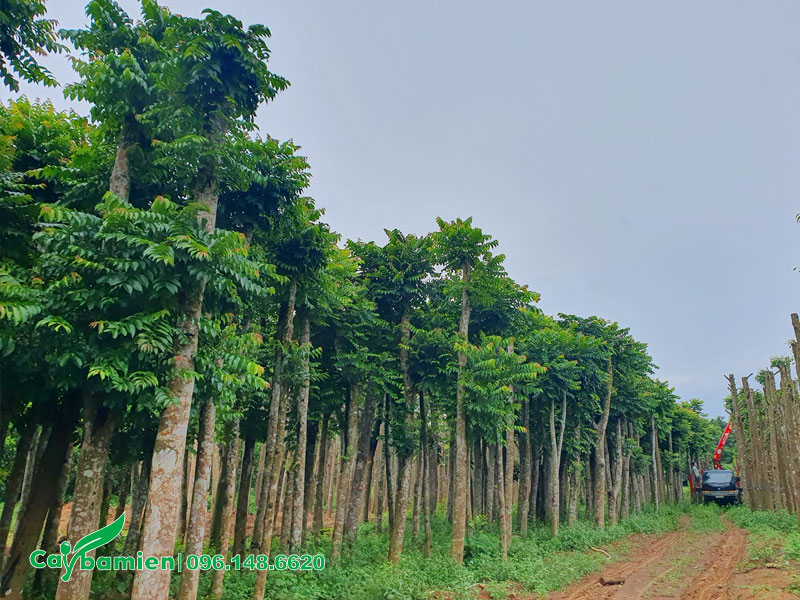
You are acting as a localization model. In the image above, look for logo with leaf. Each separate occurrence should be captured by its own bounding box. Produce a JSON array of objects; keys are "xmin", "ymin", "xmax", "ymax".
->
[{"xmin": 59, "ymin": 514, "xmax": 125, "ymax": 582}]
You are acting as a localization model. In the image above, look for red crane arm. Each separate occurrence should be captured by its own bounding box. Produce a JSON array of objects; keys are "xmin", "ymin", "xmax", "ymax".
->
[{"xmin": 712, "ymin": 421, "xmax": 732, "ymax": 469}]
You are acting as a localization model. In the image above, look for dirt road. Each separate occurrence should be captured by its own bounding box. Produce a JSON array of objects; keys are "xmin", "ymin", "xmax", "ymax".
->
[{"xmin": 547, "ymin": 517, "xmax": 796, "ymax": 600}]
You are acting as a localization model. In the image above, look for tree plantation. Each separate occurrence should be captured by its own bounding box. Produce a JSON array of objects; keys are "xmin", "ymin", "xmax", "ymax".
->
[
  {"xmin": 1, "ymin": 2, "xmax": 800, "ymax": 600},
  {"xmin": 723, "ymin": 314, "xmax": 800, "ymax": 526}
]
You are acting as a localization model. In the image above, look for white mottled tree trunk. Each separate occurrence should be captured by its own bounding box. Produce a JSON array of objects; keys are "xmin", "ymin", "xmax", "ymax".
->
[
  {"xmin": 289, "ymin": 316, "xmax": 311, "ymax": 551},
  {"xmin": 131, "ymin": 180, "xmax": 218, "ymax": 600},
  {"xmin": 177, "ymin": 399, "xmax": 216, "ymax": 600}
]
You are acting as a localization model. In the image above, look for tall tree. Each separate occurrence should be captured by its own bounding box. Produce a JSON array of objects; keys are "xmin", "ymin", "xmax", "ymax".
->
[
  {"xmin": 131, "ymin": 10, "xmax": 286, "ymax": 599},
  {"xmin": 433, "ymin": 217, "xmax": 499, "ymax": 563}
]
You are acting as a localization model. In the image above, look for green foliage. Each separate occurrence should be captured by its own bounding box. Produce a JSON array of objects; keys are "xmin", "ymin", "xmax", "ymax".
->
[
  {"xmin": 61, "ymin": 0, "xmax": 161, "ymax": 140},
  {"xmin": 0, "ymin": 5, "xmax": 734, "ymax": 600},
  {"xmin": 0, "ymin": 98, "xmax": 91, "ymax": 262},
  {"xmin": 461, "ymin": 333, "xmax": 544, "ymax": 441},
  {"xmin": 0, "ymin": 0, "xmax": 64, "ymax": 91}
]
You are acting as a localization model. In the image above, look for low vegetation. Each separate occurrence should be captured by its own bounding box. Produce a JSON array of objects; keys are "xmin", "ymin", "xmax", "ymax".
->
[{"xmin": 727, "ymin": 505, "xmax": 800, "ymax": 565}]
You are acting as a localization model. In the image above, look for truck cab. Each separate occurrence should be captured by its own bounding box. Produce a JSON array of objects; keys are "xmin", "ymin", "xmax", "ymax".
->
[{"xmin": 701, "ymin": 469, "xmax": 741, "ymax": 505}]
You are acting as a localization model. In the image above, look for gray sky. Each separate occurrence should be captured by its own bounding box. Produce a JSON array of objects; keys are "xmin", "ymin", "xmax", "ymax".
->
[{"xmin": 8, "ymin": 1, "xmax": 800, "ymax": 417}]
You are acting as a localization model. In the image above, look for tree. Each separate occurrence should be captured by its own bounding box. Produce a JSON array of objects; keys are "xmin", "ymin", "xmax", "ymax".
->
[
  {"xmin": 349, "ymin": 229, "xmax": 435, "ymax": 561},
  {"xmin": 433, "ymin": 217, "xmax": 499, "ymax": 563},
  {"xmin": 130, "ymin": 10, "xmax": 287, "ymax": 599}
]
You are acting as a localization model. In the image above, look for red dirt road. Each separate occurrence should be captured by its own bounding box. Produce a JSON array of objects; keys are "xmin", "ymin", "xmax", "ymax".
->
[{"xmin": 547, "ymin": 518, "xmax": 797, "ymax": 600}]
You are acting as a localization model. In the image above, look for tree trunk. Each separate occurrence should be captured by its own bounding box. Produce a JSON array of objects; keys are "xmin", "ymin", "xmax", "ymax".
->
[
  {"xmin": 56, "ymin": 391, "xmax": 118, "ymax": 600},
  {"xmin": 253, "ymin": 444, "xmax": 266, "ymax": 530},
  {"xmin": 583, "ymin": 452, "xmax": 593, "ymax": 520},
  {"xmin": 632, "ymin": 437, "xmax": 642, "ymax": 514},
  {"xmin": 530, "ymin": 442, "xmax": 541, "ymax": 524},
  {"xmin": 344, "ymin": 392, "xmax": 377, "ymax": 544},
  {"xmin": 450, "ymin": 263, "xmax": 471, "ymax": 563},
  {"xmin": 560, "ymin": 460, "xmax": 568, "ymax": 521},
  {"xmin": 620, "ymin": 421, "xmax": 632, "ymax": 520},
  {"xmin": 331, "ymin": 383, "xmax": 362, "ymax": 561},
  {"xmin": 727, "ymin": 374, "xmax": 754, "ymax": 508},
  {"xmin": 210, "ymin": 440, "xmax": 231, "ymax": 550},
  {"xmin": 609, "ymin": 418, "xmax": 624, "ymax": 526},
  {"xmin": 776, "ymin": 361, "xmax": 800, "ymax": 525},
  {"xmin": 548, "ymin": 393, "xmax": 567, "ymax": 537},
  {"xmin": 466, "ymin": 444, "xmax": 473, "ymax": 532},
  {"xmin": 651, "ymin": 414, "xmax": 660, "ymax": 511},
  {"xmin": 375, "ymin": 432, "xmax": 385, "ymax": 535},
  {"xmin": 0, "ymin": 424, "xmax": 34, "ymax": 567},
  {"xmin": 360, "ymin": 422, "xmax": 378, "ymax": 524},
  {"xmin": 183, "ymin": 440, "xmax": 197, "ymax": 537},
  {"xmin": 177, "ymin": 398, "xmax": 215, "ymax": 600},
  {"xmin": 109, "ymin": 134, "xmax": 131, "ymax": 201},
  {"xmin": 98, "ymin": 471, "xmax": 112, "ymax": 528},
  {"xmin": 211, "ymin": 419, "xmax": 240, "ymax": 599},
  {"xmin": 496, "ymin": 438, "xmax": 508, "ymax": 559},
  {"xmin": 16, "ymin": 426, "xmax": 43, "ymax": 535},
  {"xmin": 472, "ymin": 437, "xmax": 483, "ymax": 517},
  {"xmin": 446, "ymin": 431, "xmax": 454, "ymax": 523},
  {"xmin": 303, "ymin": 422, "xmax": 319, "ymax": 544},
  {"xmin": 209, "ymin": 443, "xmax": 222, "ymax": 540},
  {"xmin": 389, "ymin": 312, "xmax": 417, "ymax": 563},
  {"xmin": 251, "ymin": 444, "xmax": 267, "ymax": 551},
  {"xmin": 413, "ymin": 455, "xmax": 423, "ymax": 537},
  {"xmin": 39, "ymin": 443, "xmax": 72, "ymax": 554},
  {"xmin": 114, "ymin": 465, "xmax": 131, "ymax": 522},
  {"xmin": 429, "ymin": 424, "xmax": 439, "ymax": 518},
  {"xmin": 289, "ymin": 316, "xmax": 312, "ymax": 552},
  {"xmin": 666, "ymin": 429, "xmax": 675, "ymax": 504},
  {"xmin": 251, "ymin": 283, "xmax": 296, "ymax": 556},
  {"xmin": 568, "ymin": 424, "xmax": 582, "ymax": 526},
  {"xmin": 0, "ymin": 411, "xmax": 72, "ymax": 600},
  {"xmin": 517, "ymin": 399, "xmax": 531, "ymax": 533},
  {"xmin": 121, "ymin": 455, "xmax": 150, "ymax": 562},
  {"xmin": 176, "ymin": 447, "xmax": 190, "ymax": 544},
  {"xmin": 279, "ymin": 455, "xmax": 294, "ymax": 552},
  {"xmin": 388, "ymin": 450, "xmax": 413, "ymax": 562},
  {"xmin": 775, "ymin": 364, "xmax": 798, "ymax": 514},
  {"xmin": 132, "ymin": 178, "xmax": 219, "ymax": 600},
  {"xmin": 742, "ymin": 376, "xmax": 769, "ymax": 511},
  {"xmin": 326, "ymin": 439, "xmax": 338, "ymax": 521},
  {"xmin": 486, "ymin": 442, "xmax": 496, "ymax": 522},
  {"xmin": 33, "ymin": 441, "xmax": 72, "ymax": 594},
  {"xmin": 312, "ymin": 414, "xmax": 330, "ymax": 543},
  {"xmin": 420, "ymin": 392, "xmax": 433, "ymax": 557},
  {"xmin": 593, "ymin": 356, "xmax": 613, "ymax": 527},
  {"xmin": 764, "ymin": 370, "xmax": 790, "ymax": 512},
  {"xmin": 386, "ymin": 397, "xmax": 396, "ymax": 533},
  {"xmin": 503, "ymin": 347, "xmax": 515, "ymax": 550},
  {"xmin": 233, "ymin": 435, "xmax": 255, "ymax": 558},
  {"xmin": 262, "ymin": 388, "xmax": 291, "ymax": 559}
]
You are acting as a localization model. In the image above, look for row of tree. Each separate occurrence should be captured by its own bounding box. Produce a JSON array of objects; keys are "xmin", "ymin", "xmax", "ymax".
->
[
  {"xmin": 725, "ymin": 313, "xmax": 800, "ymax": 529},
  {"xmin": 0, "ymin": 1, "xmax": 732, "ymax": 599}
]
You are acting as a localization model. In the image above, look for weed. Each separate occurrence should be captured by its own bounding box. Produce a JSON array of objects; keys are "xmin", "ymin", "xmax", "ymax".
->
[{"xmin": 726, "ymin": 505, "xmax": 800, "ymax": 566}]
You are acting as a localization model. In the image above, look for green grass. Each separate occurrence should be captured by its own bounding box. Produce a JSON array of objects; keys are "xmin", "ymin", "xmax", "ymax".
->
[
  {"xmin": 688, "ymin": 502, "xmax": 724, "ymax": 532},
  {"xmin": 159, "ymin": 505, "xmax": 687, "ymax": 600},
  {"xmin": 24, "ymin": 502, "xmax": 707, "ymax": 600},
  {"xmin": 725, "ymin": 505, "xmax": 800, "ymax": 565}
]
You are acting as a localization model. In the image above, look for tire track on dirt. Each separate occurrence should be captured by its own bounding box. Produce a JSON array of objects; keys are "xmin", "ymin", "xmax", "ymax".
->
[
  {"xmin": 681, "ymin": 520, "xmax": 746, "ymax": 600},
  {"xmin": 552, "ymin": 525, "xmax": 686, "ymax": 600}
]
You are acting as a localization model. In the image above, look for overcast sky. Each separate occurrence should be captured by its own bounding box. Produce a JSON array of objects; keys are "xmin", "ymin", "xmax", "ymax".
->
[{"xmin": 7, "ymin": 1, "xmax": 800, "ymax": 417}]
